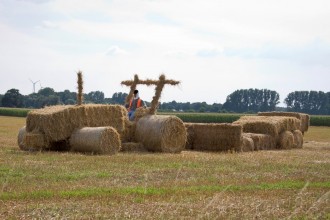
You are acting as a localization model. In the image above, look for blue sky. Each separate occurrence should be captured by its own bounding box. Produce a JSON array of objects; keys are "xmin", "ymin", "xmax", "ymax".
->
[{"xmin": 0, "ymin": 0, "xmax": 329, "ymax": 105}]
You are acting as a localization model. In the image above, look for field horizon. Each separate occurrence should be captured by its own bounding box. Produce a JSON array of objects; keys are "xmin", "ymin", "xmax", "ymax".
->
[{"xmin": 0, "ymin": 116, "xmax": 329, "ymax": 219}]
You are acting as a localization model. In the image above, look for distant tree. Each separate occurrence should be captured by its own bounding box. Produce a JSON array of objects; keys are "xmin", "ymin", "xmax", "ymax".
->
[
  {"xmin": 0, "ymin": 94, "xmax": 3, "ymax": 107},
  {"xmin": 222, "ymin": 89, "xmax": 280, "ymax": 113},
  {"xmin": 57, "ymin": 90, "xmax": 77, "ymax": 105},
  {"xmin": 1, "ymin": 89, "xmax": 24, "ymax": 107},
  {"xmin": 284, "ymin": 91, "xmax": 329, "ymax": 115},
  {"xmin": 38, "ymin": 87, "xmax": 56, "ymax": 96},
  {"xmin": 86, "ymin": 91, "xmax": 104, "ymax": 104},
  {"xmin": 111, "ymin": 92, "xmax": 127, "ymax": 104}
]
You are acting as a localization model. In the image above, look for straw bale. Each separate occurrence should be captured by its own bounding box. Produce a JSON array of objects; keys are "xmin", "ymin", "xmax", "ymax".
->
[
  {"xmin": 17, "ymin": 126, "xmax": 27, "ymax": 150},
  {"xmin": 292, "ymin": 130, "xmax": 303, "ymax": 148},
  {"xmin": 134, "ymin": 107, "xmax": 151, "ymax": 121},
  {"xmin": 242, "ymin": 133, "xmax": 276, "ymax": 150},
  {"xmin": 188, "ymin": 123, "xmax": 242, "ymax": 152},
  {"xmin": 258, "ymin": 111, "xmax": 310, "ymax": 133},
  {"xmin": 77, "ymin": 71, "xmax": 84, "ymax": 105},
  {"xmin": 184, "ymin": 123, "xmax": 195, "ymax": 150},
  {"xmin": 26, "ymin": 104, "xmax": 127, "ymax": 142},
  {"xmin": 135, "ymin": 115, "xmax": 186, "ymax": 153},
  {"xmin": 70, "ymin": 127, "xmax": 120, "ymax": 154},
  {"xmin": 122, "ymin": 120, "xmax": 136, "ymax": 142},
  {"xmin": 278, "ymin": 131, "xmax": 294, "ymax": 149},
  {"xmin": 233, "ymin": 116, "xmax": 300, "ymax": 140},
  {"xmin": 241, "ymin": 136, "xmax": 254, "ymax": 152},
  {"xmin": 24, "ymin": 132, "xmax": 48, "ymax": 150},
  {"xmin": 121, "ymin": 142, "xmax": 147, "ymax": 152}
]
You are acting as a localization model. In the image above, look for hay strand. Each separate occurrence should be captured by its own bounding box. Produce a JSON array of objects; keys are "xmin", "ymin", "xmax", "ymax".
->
[{"xmin": 70, "ymin": 126, "xmax": 121, "ymax": 154}]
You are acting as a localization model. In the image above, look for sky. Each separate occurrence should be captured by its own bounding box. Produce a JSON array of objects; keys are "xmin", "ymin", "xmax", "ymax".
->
[{"xmin": 0, "ymin": 0, "xmax": 329, "ymax": 106}]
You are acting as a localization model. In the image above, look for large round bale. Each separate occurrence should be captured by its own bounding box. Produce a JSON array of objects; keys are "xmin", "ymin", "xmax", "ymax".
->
[
  {"xmin": 69, "ymin": 127, "xmax": 121, "ymax": 155},
  {"xmin": 17, "ymin": 126, "xmax": 27, "ymax": 150},
  {"xmin": 292, "ymin": 130, "xmax": 303, "ymax": 148},
  {"xmin": 278, "ymin": 131, "xmax": 294, "ymax": 149},
  {"xmin": 135, "ymin": 115, "xmax": 186, "ymax": 153}
]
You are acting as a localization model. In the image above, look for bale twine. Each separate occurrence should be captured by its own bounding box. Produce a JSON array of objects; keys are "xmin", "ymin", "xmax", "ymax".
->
[
  {"xmin": 184, "ymin": 123, "xmax": 195, "ymax": 150},
  {"xmin": 135, "ymin": 115, "xmax": 186, "ymax": 153},
  {"xmin": 292, "ymin": 130, "xmax": 303, "ymax": 148},
  {"xmin": 258, "ymin": 112, "xmax": 310, "ymax": 133},
  {"xmin": 188, "ymin": 123, "xmax": 242, "ymax": 152},
  {"xmin": 121, "ymin": 142, "xmax": 147, "ymax": 152},
  {"xmin": 69, "ymin": 127, "xmax": 121, "ymax": 155},
  {"xmin": 242, "ymin": 133, "xmax": 276, "ymax": 150},
  {"xmin": 278, "ymin": 131, "xmax": 294, "ymax": 149},
  {"xmin": 241, "ymin": 136, "xmax": 254, "ymax": 152}
]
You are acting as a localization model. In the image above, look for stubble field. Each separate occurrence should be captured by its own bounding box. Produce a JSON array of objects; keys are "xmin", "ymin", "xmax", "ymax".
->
[{"xmin": 0, "ymin": 116, "xmax": 329, "ymax": 219}]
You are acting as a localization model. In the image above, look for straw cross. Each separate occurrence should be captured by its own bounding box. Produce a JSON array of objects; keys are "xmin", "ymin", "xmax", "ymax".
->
[{"xmin": 121, "ymin": 74, "xmax": 180, "ymax": 114}]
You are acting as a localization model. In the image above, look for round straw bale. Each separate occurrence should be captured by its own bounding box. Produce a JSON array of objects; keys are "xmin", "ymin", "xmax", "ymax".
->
[
  {"xmin": 278, "ymin": 131, "xmax": 294, "ymax": 149},
  {"xmin": 292, "ymin": 130, "xmax": 303, "ymax": 148},
  {"xmin": 17, "ymin": 126, "xmax": 27, "ymax": 150},
  {"xmin": 135, "ymin": 115, "xmax": 186, "ymax": 153},
  {"xmin": 69, "ymin": 127, "xmax": 121, "ymax": 155},
  {"xmin": 241, "ymin": 136, "xmax": 254, "ymax": 152}
]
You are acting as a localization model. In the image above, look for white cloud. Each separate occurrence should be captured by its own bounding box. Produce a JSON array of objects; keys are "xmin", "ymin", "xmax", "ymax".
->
[{"xmin": 105, "ymin": 45, "xmax": 128, "ymax": 56}]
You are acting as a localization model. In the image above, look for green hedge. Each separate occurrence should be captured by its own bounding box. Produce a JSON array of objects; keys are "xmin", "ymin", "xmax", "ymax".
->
[{"xmin": 0, "ymin": 108, "xmax": 30, "ymax": 117}]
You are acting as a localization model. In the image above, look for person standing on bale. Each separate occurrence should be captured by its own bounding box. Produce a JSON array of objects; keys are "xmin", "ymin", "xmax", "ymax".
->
[{"xmin": 127, "ymin": 90, "xmax": 146, "ymax": 121}]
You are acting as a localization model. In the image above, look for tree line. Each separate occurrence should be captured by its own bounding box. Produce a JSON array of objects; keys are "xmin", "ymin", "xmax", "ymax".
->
[{"xmin": 1, "ymin": 88, "xmax": 329, "ymax": 115}]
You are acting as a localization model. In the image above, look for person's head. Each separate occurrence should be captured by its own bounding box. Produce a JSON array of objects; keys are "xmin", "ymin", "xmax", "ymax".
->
[{"xmin": 133, "ymin": 90, "xmax": 139, "ymax": 97}]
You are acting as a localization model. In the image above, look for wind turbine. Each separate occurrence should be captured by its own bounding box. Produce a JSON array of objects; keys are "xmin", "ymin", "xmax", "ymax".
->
[{"xmin": 29, "ymin": 79, "xmax": 40, "ymax": 93}]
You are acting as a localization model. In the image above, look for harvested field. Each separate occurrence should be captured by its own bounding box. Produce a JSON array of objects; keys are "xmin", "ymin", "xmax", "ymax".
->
[{"xmin": 0, "ymin": 116, "xmax": 329, "ymax": 219}]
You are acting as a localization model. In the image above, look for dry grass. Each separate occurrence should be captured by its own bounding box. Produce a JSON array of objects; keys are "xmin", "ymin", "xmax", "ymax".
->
[{"xmin": 0, "ymin": 116, "xmax": 329, "ymax": 219}]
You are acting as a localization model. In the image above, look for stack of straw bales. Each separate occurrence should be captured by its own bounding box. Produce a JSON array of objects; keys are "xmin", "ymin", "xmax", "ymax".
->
[
  {"xmin": 135, "ymin": 115, "xmax": 186, "ymax": 153},
  {"xmin": 234, "ymin": 116, "xmax": 301, "ymax": 149},
  {"xmin": 183, "ymin": 123, "xmax": 242, "ymax": 152},
  {"xmin": 242, "ymin": 133, "xmax": 275, "ymax": 150},
  {"xmin": 70, "ymin": 127, "xmax": 120, "ymax": 154},
  {"xmin": 24, "ymin": 104, "xmax": 127, "ymax": 151},
  {"xmin": 258, "ymin": 112, "xmax": 310, "ymax": 134}
]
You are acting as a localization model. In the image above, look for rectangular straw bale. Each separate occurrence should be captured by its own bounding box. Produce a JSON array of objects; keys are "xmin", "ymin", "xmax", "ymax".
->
[
  {"xmin": 190, "ymin": 123, "xmax": 242, "ymax": 151},
  {"xmin": 242, "ymin": 133, "xmax": 276, "ymax": 150},
  {"xmin": 258, "ymin": 111, "xmax": 309, "ymax": 133},
  {"xmin": 24, "ymin": 132, "xmax": 48, "ymax": 150},
  {"xmin": 26, "ymin": 104, "xmax": 127, "ymax": 142},
  {"xmin": 233, "ymin": 116, "xmax": 300, "ymax": 140}
]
